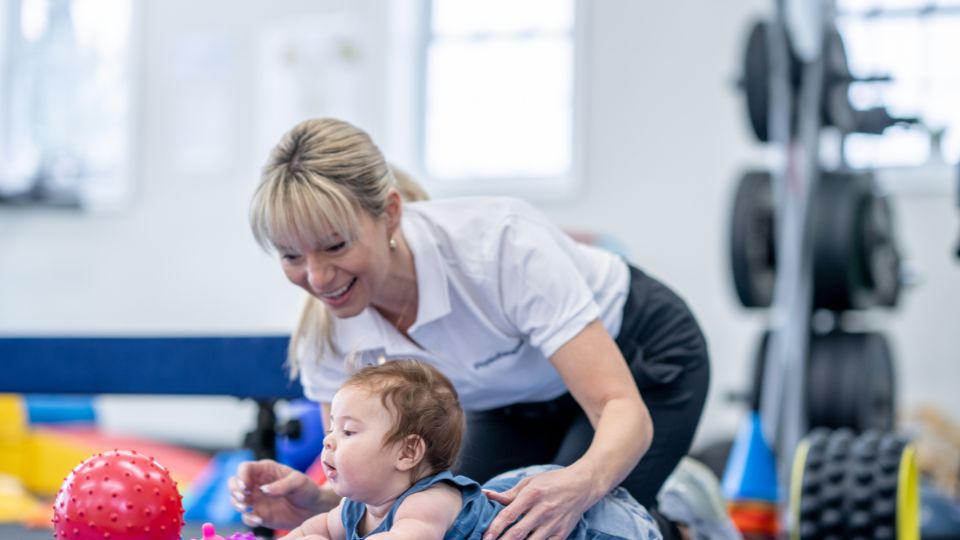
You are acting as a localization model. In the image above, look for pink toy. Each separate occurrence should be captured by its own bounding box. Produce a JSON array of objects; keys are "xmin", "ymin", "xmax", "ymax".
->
[
  {"xmin": 200, "ymin": 522, "xmax": 226, "ymax": 540},
  {"xmin": 191, "ymin": 522, "xmax": 260, "ymax": 540}
]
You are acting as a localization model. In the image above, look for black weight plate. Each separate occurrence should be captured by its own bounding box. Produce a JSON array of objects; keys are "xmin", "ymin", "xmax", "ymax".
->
[
  {"xmin": 744, "ymin": 20, "xmax": 772, "ymax": 142},
  {"xmin": 730, "ymin": 171, "xmax": 776, "ymax": 308},
  {"xmin": 821, "ymin": 26, "xmax": 857, "ymax": 132},
  {"xmin": 806, "ymin": 332, "xmax": 896, "ymax": 433},
  {"xmin": 742, "ymin": 19, "xmax": 803, "ymax": 143},
  {"xmin": 807, "ymin": 332, "xmax": 838, "ymax": 429},
  {"xmin": 861, "ymin": 194, "xmax": 902, "ymax": 308},
  {"xmin": 860, "ymin": 333, "xmax": 895, "ymax": 432},
  {"xmin": 813, "ymin": 172, "xmax": 876, "ymax": 310}
]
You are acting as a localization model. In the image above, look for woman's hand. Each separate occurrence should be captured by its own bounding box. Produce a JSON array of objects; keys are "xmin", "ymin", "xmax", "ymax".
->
[
  {"xmin": 228, "ymin": 459, "xmax": 332, "ymax": 529},
  {"xmin": 481, "ymin": 465, "xmax": 599, "ymax": 540}
]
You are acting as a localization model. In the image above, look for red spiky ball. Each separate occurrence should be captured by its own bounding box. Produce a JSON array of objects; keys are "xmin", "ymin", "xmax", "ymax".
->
[{"xmin": 52, "ymin": 449, "xmax": 185, "ymax": 540}]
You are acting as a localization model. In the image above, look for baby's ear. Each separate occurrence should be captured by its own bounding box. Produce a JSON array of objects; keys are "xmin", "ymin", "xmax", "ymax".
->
[{"xmin": 395, "ymin": 434, "xmax": 426, "ymax": 472}]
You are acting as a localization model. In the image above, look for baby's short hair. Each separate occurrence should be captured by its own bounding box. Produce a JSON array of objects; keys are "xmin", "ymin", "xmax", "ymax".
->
[{"xmin": 344, "ymin": 360, "xmax": 464, "ymax": 478}]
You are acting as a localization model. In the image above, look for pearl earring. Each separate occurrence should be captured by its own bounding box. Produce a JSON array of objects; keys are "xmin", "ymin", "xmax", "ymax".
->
[{"xmin": 389, "ymin": 238, "xmax": 397, "ymax": 251}]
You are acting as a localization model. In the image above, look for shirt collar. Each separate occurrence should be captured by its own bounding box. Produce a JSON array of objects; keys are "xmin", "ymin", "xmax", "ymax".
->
[
  {"xmin": 328, "ymin": 308, "xmax": 382, "ymax": 355},
  {"xmin": 329, "ymin": 308, "xmax": 424, "ymax": 359},
  {"xmin": 402, "ymin": 205, "xmax": 451, "ymax": 333}
]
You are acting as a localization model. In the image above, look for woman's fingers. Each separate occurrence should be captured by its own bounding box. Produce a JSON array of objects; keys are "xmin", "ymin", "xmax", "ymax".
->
[
  {"xmin": 229, "ymin": 473, "xmax": 266, "ymax": 522},
  {"xmin": 481, "ymin": 488, "xmax": 513, "ymax": 505},
  {"xmin": 241, "ymin": 512, "xmax": 264, "ymax": 527},
  {"xmin": 511, "ymin": 494, "xmax": 573, "ymax": 540},
  {"xmin": 483, "ymin": 483, "xmax": 541, "ymax": 540},
  {"xmin": 228, "ymin": 476, "xmax": 249, "ymax": 501},
  {"xmin": 497, "ymin": 509, "xmax": 574, "ymax": 540},
  {"xmin": 234, "ymin": 461, "xmax": 254, "ymax": 486},
  {"xmin": 483, "ymin": 469, "xmax": 586, "ymax": 540},
  {"xmin": 255, "ymin": 466, "xmax": 307, "ymax": 497}
]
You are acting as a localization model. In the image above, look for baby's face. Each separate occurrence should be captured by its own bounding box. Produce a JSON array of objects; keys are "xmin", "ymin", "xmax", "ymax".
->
[{"xmin": 321, "ymin": 385, "xmax": 398, "ymax": 502}]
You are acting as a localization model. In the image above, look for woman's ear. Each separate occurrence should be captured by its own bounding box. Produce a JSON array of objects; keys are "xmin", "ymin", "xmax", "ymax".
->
[
  {"xmin": 384, "ymin": 189, "xmax": 403, "ymax": 239},
  {"xmin": 395, "ymin": 434, "xmax": 426, "ymax": 472}
]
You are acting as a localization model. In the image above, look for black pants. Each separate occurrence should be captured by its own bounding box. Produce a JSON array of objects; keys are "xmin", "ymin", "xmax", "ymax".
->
[{"xmin": 456, "ymin": 266, "xmax": 710, "ymax": 512}]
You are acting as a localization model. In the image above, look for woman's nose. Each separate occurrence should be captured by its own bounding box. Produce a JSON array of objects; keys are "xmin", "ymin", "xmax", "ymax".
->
[{"xmin": 306, "ymin": 254, "xmax": 335, "ymax": 292}]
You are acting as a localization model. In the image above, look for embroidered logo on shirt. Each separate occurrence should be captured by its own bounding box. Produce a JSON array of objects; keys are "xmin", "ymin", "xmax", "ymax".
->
[{"xmin": 473, "ymin": 339, "xmax": 524, "ymax": 369}]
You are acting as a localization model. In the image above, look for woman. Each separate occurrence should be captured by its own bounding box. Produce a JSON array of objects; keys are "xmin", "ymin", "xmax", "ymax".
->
[{"xmin": 231, "ymin": 118, "xmax": 709, "ymax": 540}]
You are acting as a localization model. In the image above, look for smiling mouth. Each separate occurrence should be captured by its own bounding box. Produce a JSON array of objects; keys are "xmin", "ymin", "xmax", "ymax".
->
[{"xmin": 321, "ymin": 277, "xmax": 357, "ymax": 300}]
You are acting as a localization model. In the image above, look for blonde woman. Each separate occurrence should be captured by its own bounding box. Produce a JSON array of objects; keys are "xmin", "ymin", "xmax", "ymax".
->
[{"xmin": 231, "ymin": 118, "xmax": 709, "ymax": 540}]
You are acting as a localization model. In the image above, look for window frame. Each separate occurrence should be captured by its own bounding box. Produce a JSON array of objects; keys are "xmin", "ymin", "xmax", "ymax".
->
[
  {"xmin": 835, "ymin": 1, "xmax": 960, "ymax": 171},
  {"xmin": 409, "ymin": 0, "xmax": 586, "ymax": 201},
  {"xmin": 0, "ymin": 0, "xmax": 139, "ymax": 212}
]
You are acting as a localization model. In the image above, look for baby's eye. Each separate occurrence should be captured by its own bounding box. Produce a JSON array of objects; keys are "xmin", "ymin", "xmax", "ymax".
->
[{"xmin": 342, "ymin": 430, "xmax": 355, "ymax": 437}]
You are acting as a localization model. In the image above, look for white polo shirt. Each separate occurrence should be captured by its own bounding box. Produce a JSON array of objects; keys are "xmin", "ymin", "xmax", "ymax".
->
[{"xmin": 299, "ymin": 196, "xmax": 630, "ymax": 411}]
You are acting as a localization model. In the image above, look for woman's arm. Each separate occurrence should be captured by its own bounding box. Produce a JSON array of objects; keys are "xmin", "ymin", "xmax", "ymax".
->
[
  {"xmin": 483, "ymin": 320, "xmax": 652, "ymax": 540},
  {"xmin": 549, "ymin": 319, "xmax": 651, "ymax": 491}
]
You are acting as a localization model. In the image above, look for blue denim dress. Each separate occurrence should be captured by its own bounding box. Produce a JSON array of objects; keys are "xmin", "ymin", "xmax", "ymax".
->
[{"xmin": 339, "ymin": 465, "xmax": 661, "ymax": 540}]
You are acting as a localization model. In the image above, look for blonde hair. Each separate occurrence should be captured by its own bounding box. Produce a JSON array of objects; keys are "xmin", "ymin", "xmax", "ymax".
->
[
  {"xmin": 345, "ymin": 360, "xmax": 464, "ymax": 480},
  {"xmin": 248, "ymin": 118, "xmax": 428, "ymax": 378}
]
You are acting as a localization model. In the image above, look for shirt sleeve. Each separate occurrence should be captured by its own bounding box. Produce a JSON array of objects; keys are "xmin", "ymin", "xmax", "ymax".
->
[{"xmin": 496, "ymin": 209, "xmax": 600, "ymax": 359}]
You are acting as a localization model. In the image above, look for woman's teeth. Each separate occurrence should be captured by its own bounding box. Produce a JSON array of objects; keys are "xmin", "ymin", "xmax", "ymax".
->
[{"xmin": 323, "ymin": 278, "xmax": 354, "ymax": 298}]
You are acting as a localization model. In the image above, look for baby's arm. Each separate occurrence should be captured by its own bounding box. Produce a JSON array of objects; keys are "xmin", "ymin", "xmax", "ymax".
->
[
  {"xmin": 367, "ymin": 482, "xmax": 462, "ymax": 540},
  {"xmin": 279, "ymin": 499, "xmax": 346, "ymax": 540}
]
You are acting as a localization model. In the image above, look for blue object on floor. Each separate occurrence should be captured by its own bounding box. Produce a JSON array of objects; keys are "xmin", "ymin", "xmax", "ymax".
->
[
  {"xmin": 277, "ymin": 399, "xmax": 324, "ymax": 472},
  {"xmin": 25, "ymin": 395, "xmax": 97, "ymax": 424},
  {"xmin": 183, "ymin": 449, "xmax": 253, "ymax": 524},
  {"xmin": 721, "ymin": 412, "xmax": 778, "ymax": 503}
]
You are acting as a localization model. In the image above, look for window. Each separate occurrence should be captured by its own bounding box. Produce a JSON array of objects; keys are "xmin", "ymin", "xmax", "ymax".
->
[
  {"xmin": 419, "ymin": 0, "xmax": 581, "ymax": 198},
  {"xmin": 0, "ymin": 0, "xmax": 135, "ymax": 211},
  {"xmin": 837, "ymin": 0, "xmax": 960, "ymax": 168}
]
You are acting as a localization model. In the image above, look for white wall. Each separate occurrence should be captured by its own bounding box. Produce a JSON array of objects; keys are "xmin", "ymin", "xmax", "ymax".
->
[{"xmin": 1, "ymin": 0, "xmax": 957, "ymax": 450}]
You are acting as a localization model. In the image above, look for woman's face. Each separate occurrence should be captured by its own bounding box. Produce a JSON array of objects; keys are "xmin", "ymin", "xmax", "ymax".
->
[{"xmin": 277, "ymin": 208, "xmax": 394, "ymax": 319}]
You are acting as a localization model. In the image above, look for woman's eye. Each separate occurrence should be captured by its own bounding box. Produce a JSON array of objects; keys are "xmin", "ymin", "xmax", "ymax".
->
[
  {"xmin": 326, "ymin": 242, "xmax": 347, "ymax": 253},
  {"xmin": 280, "ymin": 254, "xmax": 301, "ymax": 263}
]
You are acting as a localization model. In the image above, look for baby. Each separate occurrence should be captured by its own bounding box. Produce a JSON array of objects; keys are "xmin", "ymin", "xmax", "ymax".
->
[{"xmin": 279, "ymin": 360, "xmax": 660, "ymax": 540}]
